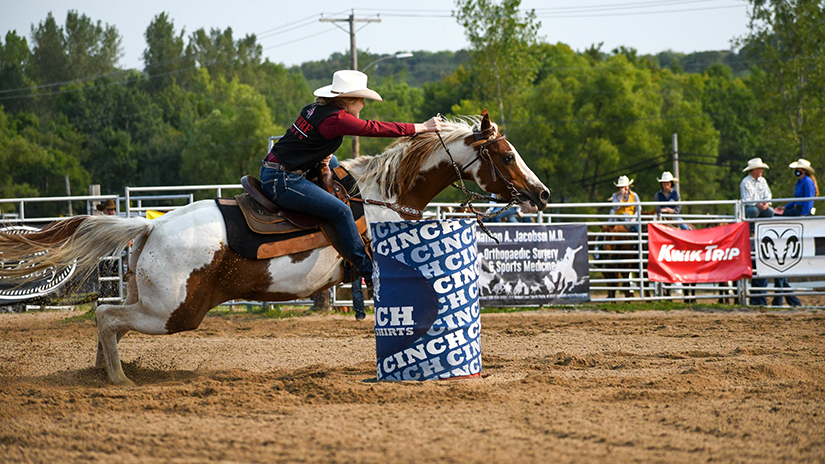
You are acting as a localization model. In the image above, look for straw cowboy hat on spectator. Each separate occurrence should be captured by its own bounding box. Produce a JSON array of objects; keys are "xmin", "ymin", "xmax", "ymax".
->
[
  {"xmin": 743, "ymin": 158, "xmax": 770, "ymax": 172},
  {"xmin": 789, "ymin": 158, "xmax": 815, "ymax": 173},
  {"xmin": 657, "ymin": 171, "xmax": 679, "ymax": 183},
  {"xmin": 614, "ymin": 175, "xmax": 634, "ymax": 187},
  {"xmin": 313, "ymin": 70, "xmax": 383, "ymax": 101}
]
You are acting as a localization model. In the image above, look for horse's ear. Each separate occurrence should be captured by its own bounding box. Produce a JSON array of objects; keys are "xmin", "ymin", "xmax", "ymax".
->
[{"xmin": 480, "ymin": 109, "xmax": 490, "ymax": 133}]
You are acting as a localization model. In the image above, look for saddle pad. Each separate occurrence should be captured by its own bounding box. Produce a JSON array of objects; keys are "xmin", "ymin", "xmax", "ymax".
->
[{"xmin": 216, "ymin": 198, "xmax": 329, "ymax": 260}]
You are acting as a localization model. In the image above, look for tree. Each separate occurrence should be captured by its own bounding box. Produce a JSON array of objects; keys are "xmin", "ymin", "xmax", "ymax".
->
[
  {"xmin": 187, "ymin": 27, "xmax": 261, "ymax": 84},
  {"xmin": 0, "ymin": 31, "xmax": 34, "ymax": 114},
  {"xmin": 179, "ymin": 72, "xmax": 281, "ymax": 184},
  {"xmin": 0, "ymin": 107, "xmax": 89, "ymax": 215},
  {"xmin": 142, "ymin": 13, "xmax": 191, "ymax": 92},
  {"xmin": 738, "ymin": 0, "xmax": 825, "ymax": 167},
  {"xmin": 701, "ymin": 64, "xmax": 765, "ymax": 198},
  {"xmin": 29, "ymin": 12, "xmax": 69, "ymax": 87},
  {"xmin": 64, "ymin": 10, "xmax": 122, "ymax": 77},
  {"xmin": 454, "ymin": 0, "xmax": 541, "ymax": 129},
  {"xmin": 30, "ymin": 11, "xmax": 121, "ymax": 85}
]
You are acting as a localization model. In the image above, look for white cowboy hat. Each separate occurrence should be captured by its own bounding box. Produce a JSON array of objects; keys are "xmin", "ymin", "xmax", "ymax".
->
[
  {"xmin": 614, "ymin": 175, "xmax": 634, "ymax": 187},
  {"xmin": 313, "ymin": 70, "xmax": 383, "ymax": 101},
  {"xmin": 789, "ymin": 158, "xmax": 815, "ymax": 173},
  {"xmin": 656, "ymin": 171, "xmax": 678, "ymax": 183},
  {"xmin": 743, "ymin": 157, "xmax": 770, "ymax": 172}
]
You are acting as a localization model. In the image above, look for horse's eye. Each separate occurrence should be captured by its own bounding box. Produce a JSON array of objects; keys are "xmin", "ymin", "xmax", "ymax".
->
[{"xmin": 504, "ymin": 155, "xmax": 515, "ymax": 164}]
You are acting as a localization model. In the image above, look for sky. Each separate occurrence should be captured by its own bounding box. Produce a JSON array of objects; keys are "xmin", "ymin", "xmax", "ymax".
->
[{"xmin": 1, "ymin": 0, "xmax": 752, "ymax": 71}]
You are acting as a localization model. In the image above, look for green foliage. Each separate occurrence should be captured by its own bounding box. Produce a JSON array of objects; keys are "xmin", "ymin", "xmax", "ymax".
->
[
  {"xmin": 454, "ymin": 0, "xmax": 541, "ymax": 128},
  {"xmin": 2, "ymin": 5, "xmax": 823, "ymax": 218},
  {"xmin": 0, "ymin": 31, "xmax": 34, "ymax": 114},
  {"xmin": 179, "ymin": 72, "xmax": 281, "ymax": 184},
  {"xmin": 737, "ymin": 0, "xmax": 825, "ymax": 198},
  {"xmin": 142, "ymin": 13, "xmax": 190, "ymax": 93},
  {"xmin": 0, "ymin": 106, "xmax": 89, "ymax": 215}
]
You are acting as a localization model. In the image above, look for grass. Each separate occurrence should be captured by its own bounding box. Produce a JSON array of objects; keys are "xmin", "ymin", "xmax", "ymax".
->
[{"xmin": 30, "ymin": 299, "xmax": 813, "ymax": 326}]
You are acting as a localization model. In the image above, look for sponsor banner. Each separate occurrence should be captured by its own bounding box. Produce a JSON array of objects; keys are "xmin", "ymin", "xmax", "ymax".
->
[
  {"xmin": 0, "ymin": 226, "xmax": 77, "ymax": 303},
  {"xmin": 476, "ymin": 224, "xmax": 590, "ymax": 306},
  {"xmin": 371, "ymin": 220, "xmax": 481, "ymax": 381},
  {"xmin": 755, "ymin": 217, "xmax": 825, "ymax": 277},
  {"xmin": 648, "ymin": 222, "xmax": 752, "ymax": 283}
]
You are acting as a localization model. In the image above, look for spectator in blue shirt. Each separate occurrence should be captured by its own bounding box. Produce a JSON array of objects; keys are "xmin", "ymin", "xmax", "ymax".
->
[
  {"xmin": 654, "ymin": 171, "xmax": 689, "ymax": 230},
  {"xmin": 775, "ymin": 159, "xmax": 818, "ymax": 217}
]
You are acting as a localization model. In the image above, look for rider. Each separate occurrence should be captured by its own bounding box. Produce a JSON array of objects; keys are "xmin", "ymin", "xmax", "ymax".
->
[
  {"xmin": 608, "ymin": 175, "xmax": 640, "ymax": 232},
  {"xmin": 654, "ymin": 171, "xmax": 689, "ymax": 230},
  {"xmin": 260, "ymin": 70, "xmax": 441, "ymax": 286}
]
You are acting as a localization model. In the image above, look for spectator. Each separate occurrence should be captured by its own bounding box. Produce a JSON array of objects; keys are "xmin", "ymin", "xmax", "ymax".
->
[
  {"xmin": 489, "ymin": 205, "xmax": 522, "ymax": 223},
  {"xmin": 484, "ymin": 194, "xmax": 521, "ymax": 223},
  {"xmin": 96, "ymin": 199, "xmax": 117, "ymax": 216},
  {"xmin": 740, "ymin": 157, "xmax": 774, "ymax": 220},
  {"xmin": 608, "ymin": 175, "xmax": 640, "ymax": 232},
  {"xmin": 654, "ymin": 171, "xmax": 689, "ymax": 230},
  {"xmin": 741, "ymin": 158, "xmax": 801, "ymax": 307},
  {"xmin": 775, "ymin": 158, "xmax": 818, "ymax": 217}
]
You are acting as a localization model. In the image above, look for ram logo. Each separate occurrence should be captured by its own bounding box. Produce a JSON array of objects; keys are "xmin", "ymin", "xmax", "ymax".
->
[{"xmin": 757, "ymin": 223, "xmax": 803, "ymax": 273}]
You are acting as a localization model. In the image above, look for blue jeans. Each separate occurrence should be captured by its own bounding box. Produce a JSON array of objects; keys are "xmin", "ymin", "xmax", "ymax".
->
[
  {"xmin": 260, "ymin": 159, "xmax": 373, "ymax": 281},
  {"xmin": 352, "ymin": 277, "xmax": 365, "ymax": 313},
  {"xmin": 490, "ymin": 207, "xmax": 520, "ymax": 223},
  {"xmin": 745, "ymin": 205, "xmax": 774, "ymax": 219},
  {"xmin": 750, "ymin": 278, "xmax": 801, "ymax": 306}
]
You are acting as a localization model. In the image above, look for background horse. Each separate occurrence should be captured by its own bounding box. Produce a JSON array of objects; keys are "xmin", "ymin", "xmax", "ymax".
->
[
  {"xmin": 0, "ymin": 111, "xmax": 549, "ymax": 385},
  {"xmin": 598, "ymin": 223, "xmax": 647, "ymax": 300}
]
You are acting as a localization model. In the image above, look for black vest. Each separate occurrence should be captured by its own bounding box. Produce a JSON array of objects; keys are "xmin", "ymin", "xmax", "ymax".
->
[{"xmin": 267, "ymin": 103, "xmax": 343, "ymax": 172}]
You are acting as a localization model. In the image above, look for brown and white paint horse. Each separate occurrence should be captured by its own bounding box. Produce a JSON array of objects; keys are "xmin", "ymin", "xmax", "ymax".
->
[{"xmin": 0, "ymin": 111, "xmax": 550, "ymax": 385}]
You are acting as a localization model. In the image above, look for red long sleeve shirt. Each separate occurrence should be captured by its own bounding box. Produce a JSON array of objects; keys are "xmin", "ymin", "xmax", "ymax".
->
[{"xmin": 318, "ymin": 110, "xmax": 415, "ymax": 138}]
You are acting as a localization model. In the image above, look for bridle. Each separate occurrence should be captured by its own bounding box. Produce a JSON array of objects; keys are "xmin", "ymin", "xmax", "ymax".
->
[
  {"xmin": 346, "ymin": 124, "xmax": 526, "ymax": 242},
  {"xmin": 436, "ymin": 128, "xmax": 522, "ymax": 242}
]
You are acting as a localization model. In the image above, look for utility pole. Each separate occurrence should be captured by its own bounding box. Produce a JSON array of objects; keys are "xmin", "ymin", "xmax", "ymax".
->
[
  {"xmin": 320, "ymin": 10, "xmax": 380, "ymax": 157},
  {"xmin": 672, "ymin": 133, "xmax": 680, "ymax": 197}
]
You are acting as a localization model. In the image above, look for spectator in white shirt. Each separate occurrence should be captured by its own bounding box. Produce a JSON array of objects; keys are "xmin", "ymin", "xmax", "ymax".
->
[{"xmin": 740, "ymin": 158, "xmax": 774, "ymax": 219}]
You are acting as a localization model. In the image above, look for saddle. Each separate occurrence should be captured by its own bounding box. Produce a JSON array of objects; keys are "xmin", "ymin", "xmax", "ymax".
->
[{"xmin": 215, "ymin": 165, "xmax": 367, "ymax": 263}]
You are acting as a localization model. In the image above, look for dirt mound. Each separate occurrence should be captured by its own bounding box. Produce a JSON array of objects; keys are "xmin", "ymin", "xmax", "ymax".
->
[{"xmin": 1, "ymin": 309, "xmax": 824, "ymax": 463}]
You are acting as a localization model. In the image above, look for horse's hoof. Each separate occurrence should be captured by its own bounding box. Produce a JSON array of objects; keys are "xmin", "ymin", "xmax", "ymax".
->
[
  {"xmin": 111, "ymin": 376, "xmax": 136, "ymax": 387},
  {"xmin": 355, "ymin": 311, "xmax": 366, "ymax": 321}
]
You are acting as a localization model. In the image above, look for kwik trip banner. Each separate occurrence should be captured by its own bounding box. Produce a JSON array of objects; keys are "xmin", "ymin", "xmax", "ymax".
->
[
  {"xmin": 476, "ymin": 224, "xmax": 590, "ymax": 306},
  {"xmin": 755, "ymin": 218, "xmax": 825, "ymax": 278},
  {"xmin": 648, "ymin": 222, "xmax": 752, "ymax": 283},
  {"xmin": 371, "ymin": 220, "xmax": 481, "ymax": 381}
]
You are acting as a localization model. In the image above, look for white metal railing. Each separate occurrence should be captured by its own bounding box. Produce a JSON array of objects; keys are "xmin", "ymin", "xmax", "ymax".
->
[{"xmin": 3, "ymin": 190, "xmax": 824, "ymax": 309}]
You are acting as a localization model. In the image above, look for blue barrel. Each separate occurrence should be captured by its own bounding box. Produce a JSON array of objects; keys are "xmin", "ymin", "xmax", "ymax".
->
[{"xmin": 371, "ymin": 219, "xmax": 481, "ymax": 381}]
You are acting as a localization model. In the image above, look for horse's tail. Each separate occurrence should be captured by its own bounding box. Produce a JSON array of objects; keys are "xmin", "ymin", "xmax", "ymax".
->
[{"xmin": 0, "ymin": 215, "xmax": 154, "ymax": 280}]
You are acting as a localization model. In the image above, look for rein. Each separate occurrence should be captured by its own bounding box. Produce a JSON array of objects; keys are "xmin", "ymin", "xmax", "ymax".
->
[{"xmin": 435, "ymin": 130, "xmax": 521, "ymax": 243}]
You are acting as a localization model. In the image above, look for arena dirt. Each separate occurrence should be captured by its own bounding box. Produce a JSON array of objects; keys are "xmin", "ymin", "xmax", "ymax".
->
[{"xmin": 1, "ymin": 308, "xmax": 824, "ymax": 463}]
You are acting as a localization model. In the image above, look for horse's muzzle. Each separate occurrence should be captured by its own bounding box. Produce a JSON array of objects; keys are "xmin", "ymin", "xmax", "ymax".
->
[{"xmin": 519, "ymin": 187, "xmax": 550, "ymax": 212}]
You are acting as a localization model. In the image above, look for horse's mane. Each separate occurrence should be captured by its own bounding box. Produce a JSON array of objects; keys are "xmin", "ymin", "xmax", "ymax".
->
[{"xmin": 343, "ymin": 116, "xmax": 491, "ymax": 199}]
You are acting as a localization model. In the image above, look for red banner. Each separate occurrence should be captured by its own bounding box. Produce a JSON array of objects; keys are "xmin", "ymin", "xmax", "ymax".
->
[{"xmin": 647, "ymin": 222, "xmax": 752, "ymax": 283}]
